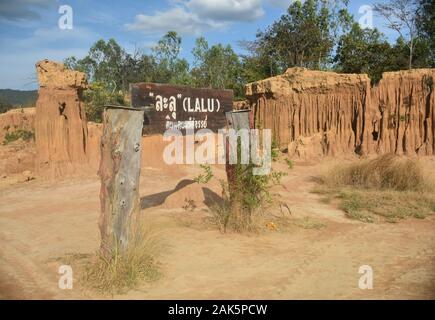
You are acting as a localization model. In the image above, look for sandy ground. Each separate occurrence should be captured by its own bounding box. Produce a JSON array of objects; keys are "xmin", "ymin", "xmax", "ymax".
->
[{"xmin": 0, "ymin": 159, "xmax": 434, "ymax": 300}]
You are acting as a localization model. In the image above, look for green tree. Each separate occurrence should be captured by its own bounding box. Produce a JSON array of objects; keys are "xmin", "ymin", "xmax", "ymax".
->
[
  {"xmin": 388, "ymin": 36, "xmax": 432, "ymax": 70},
  {"xmin": 191, "ymin": 37, "xmax": 244, "ymax": 98},
  {"xmin": 0, "ymin": 101, "xmax": 12, "ymax": 114},
  {"xmin": 243, "ymin": 0, "xmax": 350, "ymax": 78},
  {"xmin": 65, "ymin": 39, "xmax": 151, "ymax": 92},
  {"xmin": 374, "ymin": 0, "xmax": 420, "ymax": 69},
  {"xmin": 152, "ymin": 31, "xmax": 192, "ymax": 85},
  {"xmin": 239, "ymin": 39, "xmax": 280, "ymax": 83},
  {"xmin": 416, "ymin": 0, "xmax": 435, "ymax": 66},
  {"xmin": 335, "ymin": 23, "xmax": 392, "ymax": 83}
]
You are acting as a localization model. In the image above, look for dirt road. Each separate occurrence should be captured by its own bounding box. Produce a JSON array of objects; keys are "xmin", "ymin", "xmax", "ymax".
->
[{"xmin": 0, "ymin": 160, "xmax": 434, "ymax": 299}]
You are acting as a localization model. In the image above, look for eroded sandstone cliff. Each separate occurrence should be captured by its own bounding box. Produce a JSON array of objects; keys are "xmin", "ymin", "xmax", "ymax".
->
[
  {"xmin": 245, "ymin": 67, "xmax": 435, "ymax": 158},
  {"xmin": 35, "ymin": 59, "xmax": 89, "ymax": 177},
  {"xmin": 0, "ymin": 107, "xmax": 35, "ymax": 142},
  {"xmin": 370, "ymin": 69, "xmax": 435, "ymax": 156}
]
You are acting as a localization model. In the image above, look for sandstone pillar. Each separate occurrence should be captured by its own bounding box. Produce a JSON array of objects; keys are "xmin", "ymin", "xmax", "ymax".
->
[{"xmin": 34, "ymin": 59, "xmax": 88, "ymax": 177}]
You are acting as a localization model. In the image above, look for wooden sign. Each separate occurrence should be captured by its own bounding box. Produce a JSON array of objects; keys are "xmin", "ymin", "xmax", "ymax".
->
[{"xmin": 130, "ymin": 83, "xmax": 233, "ymax": 134}]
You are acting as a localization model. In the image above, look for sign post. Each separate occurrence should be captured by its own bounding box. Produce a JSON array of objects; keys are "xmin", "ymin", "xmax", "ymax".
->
[
  {"xmin": 130, "ymin": 83, "xmax": 233, "ymax": 133},
  {"xmin": 225, "ymin": 109, "xmax": 253, "ymax": 230},
  {"xmin": 98, "ymin": 105, "xmax": 145, "ymax": 257}
]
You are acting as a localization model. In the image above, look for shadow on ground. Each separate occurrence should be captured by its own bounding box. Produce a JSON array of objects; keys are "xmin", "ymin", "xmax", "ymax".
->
[{"xmin": 140, "ymin": 179, "xmax": 223, "ymax": 209}]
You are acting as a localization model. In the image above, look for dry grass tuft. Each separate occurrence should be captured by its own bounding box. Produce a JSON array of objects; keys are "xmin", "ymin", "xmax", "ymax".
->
[
  {"xmin": 313, "ymin": 154, "xmax": 435, "ymax": 223},
  {"xmin": 322, "ymin": 154, "xmax": 427, "ymax": 191},
  {"xmin": 82, "ymin": 223, "xmax": 160, "ymax": 295}
]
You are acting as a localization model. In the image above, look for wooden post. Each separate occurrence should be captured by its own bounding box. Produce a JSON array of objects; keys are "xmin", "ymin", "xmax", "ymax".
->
[
  {"xmin": 98, "ymin": 106, "xmax": 145, "ymax": 257},
  {"xmin": 225, "ymin": 109, "xmax": 253, "ymax": 230}
]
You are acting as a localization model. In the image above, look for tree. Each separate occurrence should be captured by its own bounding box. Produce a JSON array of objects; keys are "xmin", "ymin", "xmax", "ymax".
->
[
  {"xmin": 335, "ymin": 22, "xmax": 392, "ymax": 83},
  {"xmin": 416, "ymin": 0, "xmax": 435, "ymax": 66},
  {"xmin": 243, "ymin": 0, "xmax": 350, "ymax": 78},
  {"xmin": 239, "ymin": 39, "xmax": 280, "ymax": 83},
  {"xmin": 388, "ymin": 36, "xmax": 432, "ymax": 70},
  {"xmin": 191, "ymin": 37, "xmax": 244, "ymax": 98},
  {"xmin": 65, "ymin": 39, "xmax": 150, "ymax": 92},
  {"xmin": 0, "ymin": 101, "xmax": 12, "ymax": 114},
  {"xmin": 374, "ymin": 0, "xmax": 420, "ymax": 69}
]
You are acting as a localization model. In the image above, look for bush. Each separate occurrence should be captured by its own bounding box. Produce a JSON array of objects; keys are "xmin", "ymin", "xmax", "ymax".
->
[
  {"xmin": 285, "ymin": 158, "xmax": 294, "ymax": 169},
  {"xmin": 83, "ymin": 82, "xmax": 125, "ymax": 123},
  {"xmin": 197, "ymin": 162, "xmax": 285, "ymax": 233},
  {"xmin": 3, "ymin": 129, "xmax": 34, "ymax": 145}
]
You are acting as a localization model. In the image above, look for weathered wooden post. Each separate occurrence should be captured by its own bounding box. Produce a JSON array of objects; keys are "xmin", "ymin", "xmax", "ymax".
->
[
  {"xmin": 225, "ymin": 109, "xmax": 253, "ymax": 230},
  {"xmin": 98, "ymin": 105, "xmax": 145, "ymax": 257}
]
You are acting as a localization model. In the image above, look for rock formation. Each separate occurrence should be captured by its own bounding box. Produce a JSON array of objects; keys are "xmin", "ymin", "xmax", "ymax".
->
[
  {"xmin": 245, "ymin": 67, "xmax": 435, "ymax": 158},
  {"xmin": 0, "ymin": 107, "xmax": 36, "ymax": 176},
  {"xmin": 370, "ymin": 69, "xmax": 435, "ymax": 156},
  {"xmin": 0, "ymin": 107, "xmax": 35, "ymax": 142},
  {"xmin": 34, "ymin": 59, "xmax": 89, "ymax": 177}
]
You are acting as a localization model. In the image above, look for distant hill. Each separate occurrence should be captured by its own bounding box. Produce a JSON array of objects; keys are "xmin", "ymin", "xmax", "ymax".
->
[
  {"xmin": 0, "ymin": 89, "xmax": 38, "ymax": 113},
  {"xmin": 0, "ymin": 89, "xmax": 38, "ymax": 106}
]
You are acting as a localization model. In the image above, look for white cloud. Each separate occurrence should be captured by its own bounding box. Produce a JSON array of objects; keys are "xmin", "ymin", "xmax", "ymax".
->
[
  {"xmin": 125, "ymin": 0, "xmax": 265, "ymax": 36},
  {"xmin": 187, "ymin": 0, "xmax": 264, "ymax": 22},
  {"xmin": 125, "ymin": 7, "xmax": 226, "ymax": 36}
]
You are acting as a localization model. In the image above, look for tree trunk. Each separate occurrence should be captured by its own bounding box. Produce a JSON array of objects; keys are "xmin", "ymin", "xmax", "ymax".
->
[
  {"xmin": 225, "ymin": 109, "xmax": 253, "ymax": 230},
  {"xmin": 98, "ymin": 106, "xmax": 145, "ymax": 257}
]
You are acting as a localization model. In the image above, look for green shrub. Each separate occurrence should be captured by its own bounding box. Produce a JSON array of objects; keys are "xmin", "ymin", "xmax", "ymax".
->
[
  {"xmin": 83, "ymin": 82, "xmax": 125, "ymax": 123},
  {"xmin": 196, "ymin": 160, "xmax": 285, "ymax": 233},
  {"xmin": 3, "ymin": 129, "xmax": 34, "ymax": 145},
  {"xmin": 285, "ymin": 158, "xmax": 294, "ymax": 169}
]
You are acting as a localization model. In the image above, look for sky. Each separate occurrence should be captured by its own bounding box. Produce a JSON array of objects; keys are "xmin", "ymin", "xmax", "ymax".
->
[{"xmin": 0, "ymin": 0, "xmax": 398, "ymax": 90}]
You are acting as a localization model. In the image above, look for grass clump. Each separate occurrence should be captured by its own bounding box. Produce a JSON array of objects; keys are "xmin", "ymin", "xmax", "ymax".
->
[
  {"xmin": 285, "ymin": 158, "xmax": 294, "ymax": 169},
  {"xmin": 314, "ymin": 154, "xmax": 435, "ymax": 223},
  {"xmin": 195, "ymin": 161, "xmax": 286, "ymax": 233},
  {"xmin": 3, "ymin": 129, "xmax": 34, "ymax": 145},
  {"xmin": 323, "ymin": 154, "xmax": 427, "ymax": 191},
  {"xmin": 82, "ymin": 223, "xmax": 160, "ymax": 295},
  {"xmin": 193, "ymin": 164, "xmax": 213, "ymax": 184}
]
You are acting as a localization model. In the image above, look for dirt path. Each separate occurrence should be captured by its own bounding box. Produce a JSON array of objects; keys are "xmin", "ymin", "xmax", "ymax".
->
[{"xmin": 0, "ymin": 161, "xmax": 434, "ymax": 299}]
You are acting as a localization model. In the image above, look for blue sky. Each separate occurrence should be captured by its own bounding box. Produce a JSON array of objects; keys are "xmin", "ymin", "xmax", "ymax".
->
[{"xmin": 0, "ymin": 0, "xmax": 396, "ymax": 90}]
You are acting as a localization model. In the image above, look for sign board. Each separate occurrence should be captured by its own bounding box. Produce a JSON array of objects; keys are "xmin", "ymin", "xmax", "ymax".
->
[{"xmin": 130, "ymin": 83, "xmax": 233, "ymax": 134}]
